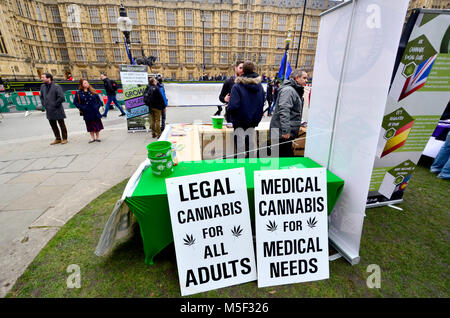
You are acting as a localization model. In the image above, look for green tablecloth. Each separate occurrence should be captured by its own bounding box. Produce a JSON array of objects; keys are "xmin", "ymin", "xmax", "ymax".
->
[{"xmin": 126, "ymin": 157, "xmax": 344, "ymax": 265}]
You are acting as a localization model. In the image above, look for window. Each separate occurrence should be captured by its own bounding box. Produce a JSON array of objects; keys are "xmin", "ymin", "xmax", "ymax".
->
[
  {"xmin": 204, "ymin": 52, "xmax": 211, "ymax": 64},
  {"xmin": 220, "ymin": 52, "xmax": 228, "ymax": 64},
  {"xmin": 147, "ymin": 9, "xmax": 157, "ymax": 25},
  {"xmin": 88, "ymin": 7, "xmax": 100, "ymax": 24},
  {"xmin": 220, "ymin": 34, "xmax": 228, "ymax": 46},
  {"xmin": 305, "ymin": 54, "xmax": 313, "ymax": 66},
  {"xmin": 291, "ymin": 53, "xmax": 298, "ymax": 66},
  {"xmin": 204, "ymin": 33, "xmax": 211, "ymax": 46},
  {"xmin": 0, "ymin": 30, "xmax": 8, "ymax": 54},
  {"xmin": 166, "ymin": 11, "xmax": 176, "ymax": 26},
  {"xmin": 278, "ymin": 16, "xmax": 287, "ymax": 31},
  {"xmin": 50, "ymin": 6, "xmax": 61, "ymax": 23},
  {"xmin": 148, "ymin": 31, "xmax": 158, "ymax": 45},
  {"xmin": 23, "ymin": 1, "xmax": 31, "ymax": 18},
  {"xmin": 307, "ymin": 37, "xmax": 316, "ymax": 50},
  {"xmin": 295, "ymin": 16, "xmax": 303, "ymax": 31},
  {"xmin": 23, "ymin": 25, "xmax": 30, "ymax": 38},
  {"xmin": 238, "ymin": 34, "xmax": 245, "ymax": 47},
  {"xmin": 185, "ymin": 51, "xmax": 194, "ymax": 63},
  {"xmin": 203, "ymin": 12, "xmax": 212, "ymax": 28},
  {"xmin": 150, "ymin": 49, "xmax": 158, "ymax": 61},
  {"xmin": 274, "ymin": 54, "xmax": 283, "ymax": 65},
  {"xmin": 247, "ymin": 35, "xmax": 253, "ymax": 47},
  {"xmin": 108, "ymin": 7, "xmax": 118, "ymax": 23},
  {"xmin": 42, "ymin": 28, "xmax": 48, "ymax": 42},
  {"xmin": 29, "ymin": 46, "xmax": 35, "ymax": 59},
  {"xmin": 35, "ymin": 46, "xmax": 43, "ymax": 60},
  {"xmin": 71, "ymin": 29, "xmax": 82, "ymax": 42},
  {"xmin": 185, "ymin": 10, "xmax": 193, "ymax": 26},
  {"xmin": 276, "ymin": 36, "xmax": 284, "ymax": 48},
  {"xmin": 239, "ymin": 14, "xmax": 246, "ymax": 29},
  {"xmin": 92, "ymin": 30, "xmax": 103, "ymax": 43},
  {"xmin": 132, "ymin": 49, "xmax": 142, "ymax": 58},
  {"xmin": 221, "ymin": 12, "xmax": 229, "ymax": 28},
  {"xmin": 30, "ymin": 26, "xmax": 37, "ymax": 40},
  {"xmin": 261, "ymin": 35, "xmax": 269, "ymax": 48},
  {"xmin": 128, "ymin": 8, "xmax": 138, "ymax": 25},
  {"xmin": 16, "ymin": 0, "xmax": 23, "ymax": 16},
  {"xmin": 75, "ymin": 47, "xmax": 86, "ymax": 61},
  {"xmin": 169, "ymin": 50, "xmax": 177, "ymax": 63},
  {"xmin": 55, "ymin": 29, "xmax": 65, "ymax": 43},
  {"xmin": 310, "ymin": 18, "xmax": 318, "ymax": 33},
  {"xmin": 113, "ymin": 48, "xmax": 123, "ymax": 62},
  {"xmin": 292, "ymin": 36, "xmax": 299, "ymax": 49},
  {"xmin": 188, "ymin": 73, "xmax": 194, "ymax": 81},
  {"xmin": 60, "ymin": 48, "xmax": 69, "ymax": 61},
  {"xmin": 167, "ymin": 32, "xmax": 176, "ymax": 45},
  {"xmin": 185, "ymin": 32, "xmax": 194, "ymax": 46},
  {"xmin": 260, "ymin": 53, "xmax": 267, "ymax": 65},
  {"xmin": 171, "ymin": 72, "xmax": 176, "ymax": 81},
  {"xmin": 111, "ymin": 30, "xmax": 120, "ymax": 43},
  {"xmin": 81, "ymin": 71, "xmax": 88, "ymax": 79},
  {"xmin": 96, "ymin": 49, "xmax": 106, "ymax": 62},
  {"xmin": 263, "ymin": 14, "xmax": 271, "ymax": 30},
  {"xmin": 36, "ymin": 3, "xmax": 43, "ymax": 21},
  {"xmin": 131, "ymin": 31, "xmax": 140, "ymax": 43},
  {"xmin": 248, "ymin": 14, "xmax": 254, "ymax": 29}
]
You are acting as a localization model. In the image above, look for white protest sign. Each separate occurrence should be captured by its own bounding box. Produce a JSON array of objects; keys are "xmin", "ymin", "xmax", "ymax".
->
[
  {"xmin": 165, "ymin": 168, "xmax": 257, "ymax": 296},
  {"xmin": 254, "ymin": 168, "xmax": 329, "ymax": 288},
  {"xmin": 119, "ymin": 65, "xmax": 148, "ymax": 85}
]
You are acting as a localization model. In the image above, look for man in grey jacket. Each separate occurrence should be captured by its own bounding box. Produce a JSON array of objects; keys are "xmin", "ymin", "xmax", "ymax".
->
[
  {"xmin": 269, "ymin": 69, "xmax": 308, "ymax": 157},
  {"xmin": 40, "ymin": 73, "xmax": 68, "ymax": 145}
]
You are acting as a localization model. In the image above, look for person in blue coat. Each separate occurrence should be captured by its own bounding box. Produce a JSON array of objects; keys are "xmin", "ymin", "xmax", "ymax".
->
[
  {"xmin": 73, "ymin": 79, "xmax": 104, "ymax": 143},
  {"xmin": 156, "ymin": 74, "xmax": 168, "ymax": 132},
  {"xmin": 227, "ymin": 60, "xmax": 265, "ymax": 157}
]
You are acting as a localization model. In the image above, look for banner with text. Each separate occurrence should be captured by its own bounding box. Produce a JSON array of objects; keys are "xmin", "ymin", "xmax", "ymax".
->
[
  {"xmin": 254, "ymin": 168, "xmax": 329, "ymax": 288},
  {"xmin": 119, "ymin": 64, "xmax": 149, "ymax": 132},
  {"xmin": 165, "ymin": 168, "xmax": 257, "ymax": 296},
  {"xmin": 368, "ymin": 9, "xmax": 450, "ymax": 206}
]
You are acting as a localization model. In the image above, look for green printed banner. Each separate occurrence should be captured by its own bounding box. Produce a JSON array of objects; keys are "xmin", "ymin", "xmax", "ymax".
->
[{"xmin": 368, "ymin": 10, "xmax": 450, "ymax": 207}]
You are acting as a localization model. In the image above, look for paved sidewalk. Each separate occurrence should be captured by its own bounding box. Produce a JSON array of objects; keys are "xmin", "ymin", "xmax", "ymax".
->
[{"xmin": 0, "ymin": 109, "xmax": 154, "ymax": 297}]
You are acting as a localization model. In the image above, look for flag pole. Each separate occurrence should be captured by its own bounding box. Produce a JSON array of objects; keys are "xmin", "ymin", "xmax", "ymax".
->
[{"xmin": 283, "ymin": 30, "xmax": 292, "ymax": 80}]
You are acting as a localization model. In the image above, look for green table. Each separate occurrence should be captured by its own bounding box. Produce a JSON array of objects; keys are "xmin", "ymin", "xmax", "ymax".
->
[{"xmin": 126, "ymin": 157, "xmax": 344, "ymax": 265}]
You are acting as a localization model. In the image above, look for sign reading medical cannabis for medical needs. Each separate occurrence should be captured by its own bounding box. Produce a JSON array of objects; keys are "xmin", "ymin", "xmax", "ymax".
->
[
  {"xmin": 165, "ymin": 168, "xmax": 256, "ymax": 296},
  {"xmin": 254, "ymin": 168, "xmax": 329, "ymax": 288}
]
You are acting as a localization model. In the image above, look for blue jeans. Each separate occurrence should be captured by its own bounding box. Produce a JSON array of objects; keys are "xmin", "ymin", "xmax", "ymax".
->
[
  {"xmin": 430, "ymin": 131, "xmax": 450, "ymax": 179},
  {"xmin": 269, "ymin": 98, "xmax": 277, "ymax": 115},
  {"xmin": 103, "ymin": 95, "xmax": 125, "ymax": 116}
]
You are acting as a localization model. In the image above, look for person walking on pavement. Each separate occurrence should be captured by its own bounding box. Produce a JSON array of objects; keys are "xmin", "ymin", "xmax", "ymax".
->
[
  {"xmin": 269, "ymin": 69, "xmax": 308, "ymax": 157},
  {"xmin": 155, "ymin": 74, "xmax": 168, "ymax": 132},
  {"xmin": 39, "ymin": 73, "xmax": 68, "ymax": 145},
  {"xmin": 73, "ymin": 79, "xmax": 104, "ymax": 143},
  {"xmin": 217, "ymin": 60, "xmax": 244, "ymax": 117},
  {"xmin": 268, "ymin": 80, "xmax": 281, "ymax": 116},
  {"xmin": 144, "ymin": 77, "xmax": 166, "ymax": 138},
  {"xmin": 100, "ymin": 73, "xmax": 126, "ymax": 118},
  {"xmin": 263, "ymin": 80, "xmax": 274, "ymax": 116}
]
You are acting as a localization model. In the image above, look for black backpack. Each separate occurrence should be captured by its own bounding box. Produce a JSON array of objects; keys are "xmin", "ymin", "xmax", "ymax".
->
[
  {"xmin": 143, "ymin": 85, "xmax": 152, "ymax": 106},
  {"xmin": 110, "ymin": 80, "xmax": 118, "ymax": 92}
]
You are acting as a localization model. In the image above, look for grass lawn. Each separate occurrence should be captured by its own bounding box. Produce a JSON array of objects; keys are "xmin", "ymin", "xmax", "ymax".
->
[{"xmin": 6, "ymin": 165, "xmax": 449, "ymax": 298}]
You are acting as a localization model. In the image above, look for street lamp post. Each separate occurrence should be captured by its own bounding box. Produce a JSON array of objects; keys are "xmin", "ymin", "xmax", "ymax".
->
[
  {"xmin": 295, "ymin": 0, "xmax": 307, "ymax": 69},
  {"xmin": 117, "ymin": 5, "xmax": 134, "ymax": 65}
]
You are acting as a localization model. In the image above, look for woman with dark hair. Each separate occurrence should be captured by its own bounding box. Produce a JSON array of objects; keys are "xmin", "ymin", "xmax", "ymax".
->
[{"xmin": 73, "ymin": 79, "xmax": 104, "ymax": 143}]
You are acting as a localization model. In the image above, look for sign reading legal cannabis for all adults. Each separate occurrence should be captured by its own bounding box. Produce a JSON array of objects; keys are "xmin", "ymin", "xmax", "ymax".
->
[
  {"xmin": 165, "ymin": 168, "xmax": 256, "ymax": 296},
  {"xmin": 254, "ymin": 168, "xmax": 329, "ymax": 288}
]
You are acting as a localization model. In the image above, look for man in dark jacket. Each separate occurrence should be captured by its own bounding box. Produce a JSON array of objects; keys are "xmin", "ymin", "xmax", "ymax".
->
[
  {"xmin": 217, "ymin": 60, "xmax": 244, "ymax": 117},
  {"xmin": 100, "ymin": 73, "xmax": 126, "ymax": 118},
  {"xmin": 269, "ymin": 69, "xmax": 308, "ymax": 157},
  {"xmin": 227, "ymin": 61, "xmax": 265, "ymax": 158},
  {"xmin": 144, "ymin": 77, "xmax": 166, "ymax": 138},
  {"xmin": 40, "ymin": 73, "xmax": 68, "ymax": 145}
]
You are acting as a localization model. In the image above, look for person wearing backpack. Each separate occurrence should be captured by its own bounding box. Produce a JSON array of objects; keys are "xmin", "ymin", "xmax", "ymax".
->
[
  {"xmin": 144, "ymin": 77, "xmax": 166, "ymax": 138},
  {"xmin": 100, "ymin": 73, "xmax": 126, "ymax": 118}
]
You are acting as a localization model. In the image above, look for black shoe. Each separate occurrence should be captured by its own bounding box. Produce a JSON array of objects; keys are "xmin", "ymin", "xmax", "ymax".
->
[
  {"xmin": 95, "ymin": 139, "xmax": 101, "ymax": 142},
  {"xmin": 119, "ymin": 113, "xmax": 125, "ymax": 117},
  {"xmin": 102, "ymin": 115, "xmax": 107, "ymax": 118}
]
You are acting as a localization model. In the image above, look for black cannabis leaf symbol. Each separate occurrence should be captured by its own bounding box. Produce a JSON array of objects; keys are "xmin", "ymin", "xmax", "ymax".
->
[
  {"xmin": 307, "ymin": 217, "xmax": 318, "ymax": 229},
  {"xmin": 266, "ymin": 220, "xmax": 278, "ymax": 232},
  {"xmin": 183, "ymin": 234, "xmax": 196, "ymax": 246},
  {"xmin": 231, "ymin": 225, "xmax": 243, "ymax": 238}
]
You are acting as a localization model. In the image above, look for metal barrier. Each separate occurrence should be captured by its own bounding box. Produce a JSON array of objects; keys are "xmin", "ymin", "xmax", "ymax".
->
[
  {"xmin": 0, "ymin": 93, "xmax": 10, "ymax": 113},
  {"xmin": 10, "ymin": 92, "xmax": 42, "ymax": 111}
]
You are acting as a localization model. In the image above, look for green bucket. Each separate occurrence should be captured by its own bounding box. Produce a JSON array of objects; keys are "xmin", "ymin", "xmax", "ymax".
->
[
  {"xmin": 147, "ymin": 141, "xmax": 175, "ymax": 177},
  {"xmin": 211, "ymin": 116, "xmax": 224, "ymax": 129}
]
